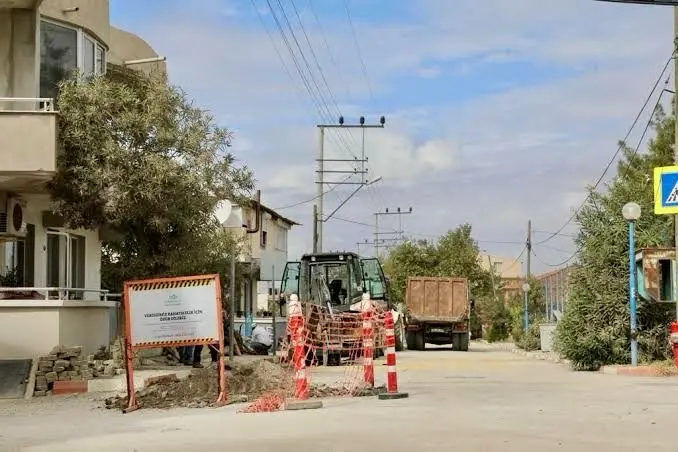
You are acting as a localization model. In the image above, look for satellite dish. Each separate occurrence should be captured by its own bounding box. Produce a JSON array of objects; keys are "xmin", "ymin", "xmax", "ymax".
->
[{"xmin": 214, "ymin": 200, "xmax": 233, "ymax": 225}]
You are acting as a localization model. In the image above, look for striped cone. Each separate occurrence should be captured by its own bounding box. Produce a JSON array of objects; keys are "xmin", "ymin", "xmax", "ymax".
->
[
  {"xmin": 284, "ymin": 294, "xmax": 322, "ymax": 411},
  {"xmin": 378, "ymin": 310, "xmax": 409, "ymax": 400},
  {"xmin": 361, "ymin": 293, "xmax": 375, "ymax": 387}
]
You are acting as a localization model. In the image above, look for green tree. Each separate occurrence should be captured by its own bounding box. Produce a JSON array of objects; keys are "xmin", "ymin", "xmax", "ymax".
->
[
  {"xmin": 554, "ymin": 105, "xmax": 675, "ymax": 370},
  {"xmin": 50, "ymin": 65, "xmax": 255, "ymax": 290}
]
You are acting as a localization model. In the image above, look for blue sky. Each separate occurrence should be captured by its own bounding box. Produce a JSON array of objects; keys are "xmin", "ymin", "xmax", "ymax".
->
[{"xmin": 110, "ymin": 0, "xmax": 672, "ymax": 274}]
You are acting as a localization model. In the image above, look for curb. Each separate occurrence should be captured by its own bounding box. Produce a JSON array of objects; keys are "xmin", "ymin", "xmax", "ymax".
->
[
  {"xmin": 509, "ymin": 348, "xmax": 571, "ymax": 365},
  {"xmin": 479, "ymin": 341, "xmax": 570, "ymax": 365},
  {"xmin": 599, "ymin": 365, "xmax": 678, "ymax": 377}
]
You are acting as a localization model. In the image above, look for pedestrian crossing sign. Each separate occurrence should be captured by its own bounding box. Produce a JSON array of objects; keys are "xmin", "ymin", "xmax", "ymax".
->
[{"xmin": 653, "ymin": 166, "xmax": 678, "ymax": 214}]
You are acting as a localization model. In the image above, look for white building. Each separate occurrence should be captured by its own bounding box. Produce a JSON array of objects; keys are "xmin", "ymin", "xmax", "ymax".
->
[
  {"xmin": 220, "ymin": 199, "xmax": 299, "ymax": 316},
  {"xmin": 0, "ymin": 0, "xmax": 163, "ymax": 359}
]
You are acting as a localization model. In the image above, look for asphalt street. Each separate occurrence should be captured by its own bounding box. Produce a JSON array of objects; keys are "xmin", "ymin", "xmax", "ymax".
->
[{"xmin": 1, "ymin": 342, "xmax": 677, "ymax": 451}]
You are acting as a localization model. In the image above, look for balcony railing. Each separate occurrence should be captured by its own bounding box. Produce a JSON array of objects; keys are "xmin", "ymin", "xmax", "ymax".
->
[
  {"xmin": 0, "ymin": 97, "xmax": 54, "ymax": 112},
  {"xmin": 0, "ymin": 287, "xmax": 117, "ymax": 302},
  {"xmin": 0, "ymin": 97, "xmax": 58, "ymax": 186}
]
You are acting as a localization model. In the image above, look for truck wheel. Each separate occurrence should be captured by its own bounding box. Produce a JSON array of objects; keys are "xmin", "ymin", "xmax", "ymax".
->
[
  {"xmin": 414, "ymin": 331, "xmax": 425, "ymax": 351},
  {"xmin": 406, "ymin": 331, "xmax": 417, "ymax": 351},
  {"xmin": 451, "ymin": 333, "xmax": 461, "ymax": 351},
  {"xmin": 458, "ymin": 333, "xmax": 470, "ymax": 352}
]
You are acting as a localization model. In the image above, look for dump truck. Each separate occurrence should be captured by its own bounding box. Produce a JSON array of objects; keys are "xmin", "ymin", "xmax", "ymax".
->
[{"xmin": 404, "ymin": 276, "xmax": 470, "ymax": 351}]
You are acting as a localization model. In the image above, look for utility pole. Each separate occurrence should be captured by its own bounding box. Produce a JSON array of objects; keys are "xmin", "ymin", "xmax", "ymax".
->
[
  {"xmin": 314, "ymin": 115, "xmax": 386, "ymax": 253},
  {"xmin": 526, "ymin": 219, "xmax": 532, "ymax": 279},
  {"xmin": 374, "ymin": 207, "xmax": 413, "ymax": 257}
]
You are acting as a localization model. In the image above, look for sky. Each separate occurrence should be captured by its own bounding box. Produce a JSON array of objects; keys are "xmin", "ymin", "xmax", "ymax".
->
[{"xmin": 110, "ymin": 0, "xmax": 673, "ymax": 275}]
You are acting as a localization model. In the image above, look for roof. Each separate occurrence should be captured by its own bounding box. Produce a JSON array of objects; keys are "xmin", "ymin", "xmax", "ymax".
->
[{"xmin": 244, "ymin": 199, "xmax": 301, "ymax": 226}]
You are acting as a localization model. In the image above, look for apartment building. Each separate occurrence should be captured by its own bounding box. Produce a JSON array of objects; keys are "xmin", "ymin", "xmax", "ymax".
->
[{"xmin": 0, "ymin": 0, "xmax": 163, "ymax": 359}]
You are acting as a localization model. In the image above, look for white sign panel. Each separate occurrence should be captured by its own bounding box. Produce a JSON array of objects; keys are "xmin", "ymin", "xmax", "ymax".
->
[{"xmin": 128, "ymin": 280, "xmax": 219, "ymax": 345}]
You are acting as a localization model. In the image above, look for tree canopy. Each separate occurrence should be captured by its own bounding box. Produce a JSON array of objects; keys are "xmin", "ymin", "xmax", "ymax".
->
[
  {"xmin": 554, "ymin": 105, "xmax": 675, "ymax": 369},
  {"xmin": 51, "ymin": 66, "xmax": 254, "ymax": 289}
]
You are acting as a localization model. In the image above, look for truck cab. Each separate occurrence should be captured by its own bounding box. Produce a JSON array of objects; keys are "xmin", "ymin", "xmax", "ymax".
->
[{"xmin": 279, "ymin": 251, "xmax": 390, "ymax": 312}]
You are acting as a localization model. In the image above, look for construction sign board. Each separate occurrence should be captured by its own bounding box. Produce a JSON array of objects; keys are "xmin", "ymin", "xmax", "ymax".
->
[
  {"xmin": 122, "ymin": 274, "xmax": 226, "ymax": 412},
  {"xmin": 654, "ymin": 166, "xmax": 678, "ymax": 215}
]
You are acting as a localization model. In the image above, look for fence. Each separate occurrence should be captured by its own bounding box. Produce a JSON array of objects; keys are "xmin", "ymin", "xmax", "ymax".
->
[{"xmin": 243, "ymin": 293, "xmax": 407, "ymax": 413}]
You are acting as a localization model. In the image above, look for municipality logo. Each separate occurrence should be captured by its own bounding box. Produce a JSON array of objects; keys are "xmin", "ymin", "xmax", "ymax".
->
[{"xmin": 164, "ymin": 293, "xmax": 181, "ymax": 307}]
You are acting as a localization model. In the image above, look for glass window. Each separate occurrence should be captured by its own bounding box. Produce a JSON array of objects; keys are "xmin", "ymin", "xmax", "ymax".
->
[
  {"xmin": 95, "ymin": 45, "xmax": 106, "ymax": 74},
  {"xmin": 40, "ymin": 21, "xmax": 77, "ymax": 100},
  {"xmin": 83, "ymin": 36, "xmax": 95, "ymax": 74},
  {"xmin": 361, "ymin": 258, "xmax": 386, "ymax": 299}
]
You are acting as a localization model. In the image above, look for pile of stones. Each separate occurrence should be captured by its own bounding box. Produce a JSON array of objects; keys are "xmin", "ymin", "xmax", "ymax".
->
[{"xmin": 34, "ymin": 345, "xmax": 124, "ymax": 396}]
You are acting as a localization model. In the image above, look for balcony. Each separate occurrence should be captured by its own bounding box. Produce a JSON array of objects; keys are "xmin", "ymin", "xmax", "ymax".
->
[
  {"xmin": 0, "ymin": 97, "xmax": 58, "ymax": 192},
  {"xmin": 0, "ymin": 0, "xmax": 41, "ymax": 9}
]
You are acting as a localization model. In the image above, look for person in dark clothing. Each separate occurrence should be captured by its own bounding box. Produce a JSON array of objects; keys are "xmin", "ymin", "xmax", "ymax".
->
[{"xmin": 190, "ymin": 344, "xmax": 219, "ymax": 368}]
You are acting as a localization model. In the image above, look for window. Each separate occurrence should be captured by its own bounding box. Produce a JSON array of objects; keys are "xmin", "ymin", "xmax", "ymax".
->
[
  {"xmin": 276, "ymin": 228, "xmax": 288, "ymax": 251},
  {"xmin": 46, "ymin": 231, "xmax": 86, "ymax": 299},
  {"xmin": 260, "ymin": 230, "xmax": 267, "ymax": 249},
  {"xmin": 40, "ymin": 21, "xmax": 77, "ymax": 100},
  {"xmin": 95, "ymin": 45, "xmax": 106, "ymax": 74},
  {"xmin": 39, "ymin": 20, "xmax": 107, "ymax": 100},
  {"xmin": 493, "ymin": 261, "xmax": 502, "ymax": 275},
  {"xmin": 82, "ymin": 36, "xmax": 95, "ymax": 74}
]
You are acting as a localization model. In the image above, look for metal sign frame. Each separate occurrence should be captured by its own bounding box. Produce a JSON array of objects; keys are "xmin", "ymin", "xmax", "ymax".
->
[{"xmin": 122, "ymin": 273, "xmax": 226, "ymax": 413}]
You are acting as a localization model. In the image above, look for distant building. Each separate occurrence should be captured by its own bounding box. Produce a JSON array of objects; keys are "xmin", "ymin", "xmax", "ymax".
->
[{"xmin": 478, "ymin": 253, "xmax": 523, "ymax": 301}]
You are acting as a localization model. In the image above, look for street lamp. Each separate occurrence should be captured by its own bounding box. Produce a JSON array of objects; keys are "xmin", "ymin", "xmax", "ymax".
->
[
  {"xmin": 622, "ymin": 201, "xmax": 641, "ymax": 366},
  {"xmin": 522, "ymin": 282, "xmax": 531, "ymax": 332}
]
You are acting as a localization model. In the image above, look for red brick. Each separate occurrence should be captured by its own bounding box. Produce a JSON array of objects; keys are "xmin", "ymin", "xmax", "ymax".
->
[{"xmin": 52, "ymin": 380, "xmax": 88, "ymax": 395}]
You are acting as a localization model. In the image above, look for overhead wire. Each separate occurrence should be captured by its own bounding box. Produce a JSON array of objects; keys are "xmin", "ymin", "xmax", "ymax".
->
[
  {"xmin": 535, "ymin": 49, "xmax": 676, "ymax": 247},
  {"xmin": 532, "ymin": 74, "xmax": 671, "ymax": 266},
  {"xmin": 341, "ymin": 0, "xmax": 375, "ymax": 103},
  {"xmin": 258, "ymin": 0, "xmax": 358, "ymax": 165}
]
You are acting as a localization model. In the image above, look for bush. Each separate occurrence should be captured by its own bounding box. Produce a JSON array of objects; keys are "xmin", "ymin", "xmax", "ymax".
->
[
  {"xmin": 517, "ymin": 323, "xmax": 541, "ymax": 351},
  {"xmin": 486, "ymin": 300, "xmax": 511, "ymax": 342}
]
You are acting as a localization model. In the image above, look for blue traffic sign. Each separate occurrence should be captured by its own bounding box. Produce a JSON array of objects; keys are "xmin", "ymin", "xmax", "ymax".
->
[{"xmin": 653, "ymin": 166, "xmax": 678, "ymax": 214}]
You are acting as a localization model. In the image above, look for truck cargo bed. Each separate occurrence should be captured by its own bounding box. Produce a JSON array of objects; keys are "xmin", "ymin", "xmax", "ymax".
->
[{"xmin": 406, "ymin": 277, "xmax": 468, "ymax": 322}]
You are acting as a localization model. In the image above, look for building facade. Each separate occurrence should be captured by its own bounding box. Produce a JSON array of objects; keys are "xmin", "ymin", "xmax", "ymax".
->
[
  {"xmin": 221, "ymin": 200, "xmax": 298, "ymax": 315},
  {"xmin": 478, "ymin": 253, "xmax": 524, "ymax": 301},
  {"xmin": 0, "ymin": 0, "xmax": 163, "ymax": 358}
]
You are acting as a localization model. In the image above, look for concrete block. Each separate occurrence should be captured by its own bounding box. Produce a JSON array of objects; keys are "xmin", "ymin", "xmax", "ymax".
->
[{"xmin": 284, "ymin": 400, "xmax": 323, "ymax": 411}]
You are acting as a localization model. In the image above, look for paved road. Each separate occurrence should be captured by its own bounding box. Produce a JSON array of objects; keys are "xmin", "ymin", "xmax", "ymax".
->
[{"xmin": 2, "ymin": 342, "xmax": 677, "ymax": 451}]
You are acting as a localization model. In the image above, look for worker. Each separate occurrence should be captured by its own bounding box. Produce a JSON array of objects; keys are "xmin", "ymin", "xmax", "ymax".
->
[{"xmin": 250, "ymin": 322, "xmax": 273, "ymax": 355}]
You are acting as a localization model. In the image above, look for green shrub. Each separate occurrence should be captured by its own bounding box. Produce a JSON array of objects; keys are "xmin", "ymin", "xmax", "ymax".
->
[
  {"xmin": 517, "ymin": 323, "xmax": 541, "ymax": 351},
  {"xmin": 486, "ymin": 300, "xmax": 511, "ymax": 342}
]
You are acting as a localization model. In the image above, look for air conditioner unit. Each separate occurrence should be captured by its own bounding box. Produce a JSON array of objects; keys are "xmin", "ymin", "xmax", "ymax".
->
[{"xmin": 0, "ymin": 198, "xmax": 27, "ymax": 237}]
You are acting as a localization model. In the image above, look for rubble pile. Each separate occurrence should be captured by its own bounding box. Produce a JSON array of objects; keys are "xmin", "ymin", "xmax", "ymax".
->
[
  {"xmin": 104, "ymin": 359, "xmax": 295, "ymax": 410},
  {"xmin": 34, "ymin": 345, "xmax": 124, "ymax": 396}
]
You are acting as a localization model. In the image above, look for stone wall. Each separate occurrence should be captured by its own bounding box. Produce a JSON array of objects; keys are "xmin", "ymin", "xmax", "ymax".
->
[{"xmin": 34, "ymin": 345, "xmax": 123, "ymax": 396}]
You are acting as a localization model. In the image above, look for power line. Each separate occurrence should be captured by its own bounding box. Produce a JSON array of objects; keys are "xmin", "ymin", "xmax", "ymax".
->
[
  {"xmin": 536, "ymin": 50, "xmax": 675, "ymax": 246},
  {"xmin": 257, "ymin": 0, "xmax": 357, "ymax": 160},
  {"xmin": 341, "ymin": 0, "xmax": 375, "ymax": 102},
  {"xmin": 272, "ymin": 174, "xmax": 353, "ymax": 210},
  {"xmin": 535, "ymin": 82, "xmax": 669, "ymax": 266}
]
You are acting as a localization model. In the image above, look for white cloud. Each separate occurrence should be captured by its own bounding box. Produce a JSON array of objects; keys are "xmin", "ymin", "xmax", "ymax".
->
[{"xmin": 114, "ymin": 0, "xmax": 673, "ymax": 273}]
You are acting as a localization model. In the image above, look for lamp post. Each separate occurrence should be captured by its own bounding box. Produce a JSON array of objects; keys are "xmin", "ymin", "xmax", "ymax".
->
[
  {"xmin": 522, "ymin": 282, "xmax": 531, "ymax": 332},
  {"xmin": 622, "ymin": 202, "xmax": 642, "ymax": 366}
]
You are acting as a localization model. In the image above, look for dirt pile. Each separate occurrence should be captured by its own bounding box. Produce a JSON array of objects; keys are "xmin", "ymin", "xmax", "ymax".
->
[{"xmin": 105, "ymin": 359, "xmax": 295, "ymax": 410}]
